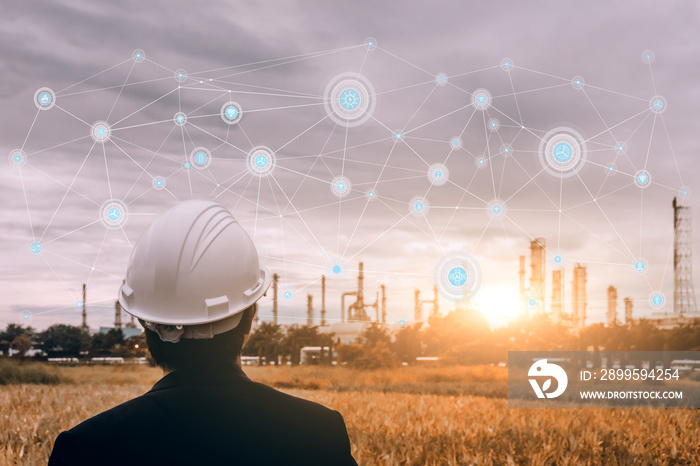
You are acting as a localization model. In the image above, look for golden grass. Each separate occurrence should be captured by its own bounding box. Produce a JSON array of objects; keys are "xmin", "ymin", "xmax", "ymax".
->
[{"xmin": 0, "ymin": 365, "xmax": 697, "ymax": 465}]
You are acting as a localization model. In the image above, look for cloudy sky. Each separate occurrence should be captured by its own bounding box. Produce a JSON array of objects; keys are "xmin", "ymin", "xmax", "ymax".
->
[{"xmin": 1, "ymin": 1, "xmax": 699, "ymax": 330}]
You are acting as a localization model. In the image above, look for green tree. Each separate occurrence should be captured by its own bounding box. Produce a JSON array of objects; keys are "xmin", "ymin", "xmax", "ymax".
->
[
  {"xmin": 37, "ymin": 325, "xmax": 90, "ymax": 358},
  {"xmin": 243, "ymin": 322, "xmax": 284, "ymax": 365}
]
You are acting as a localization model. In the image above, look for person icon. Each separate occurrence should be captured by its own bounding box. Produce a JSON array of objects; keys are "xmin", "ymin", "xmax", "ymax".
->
[{"xmin": 635, "ymin": 261, "xmax": 645, "ymax": 272}]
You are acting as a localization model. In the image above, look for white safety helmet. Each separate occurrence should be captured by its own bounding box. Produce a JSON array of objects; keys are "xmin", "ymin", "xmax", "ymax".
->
[{"xmin": 118, "ymin": 200, "xmax": 271, "ymax": 343}]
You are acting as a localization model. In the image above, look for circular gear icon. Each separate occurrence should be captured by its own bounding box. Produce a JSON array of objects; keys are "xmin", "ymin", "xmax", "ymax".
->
[
  {"xmin": 434, "ymin": 252, "xmax": 482, "ymax": 302},
  {"xmin": 538, "ymin": 127, "xmax": 587, "ymax": 178},
  {"xmin": 247, "ymin": 146, "xmax": 276, "ymax": 177},
  {"xmin": 99, "ymin": 199, "xmax": 128, "ymax": 230},
  {"xmin": 324, "ymin": 72, "xmax": 376, "ymax": 127}
]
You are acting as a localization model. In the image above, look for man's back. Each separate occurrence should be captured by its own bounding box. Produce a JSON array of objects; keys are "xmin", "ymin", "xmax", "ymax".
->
[{"xmin": 49, "ymin": 366, "xmax": 357, "ymax": 466}]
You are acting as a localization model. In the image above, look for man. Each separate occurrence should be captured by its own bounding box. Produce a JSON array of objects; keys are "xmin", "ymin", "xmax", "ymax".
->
[{"xmin": 49, "ymin": 200, "xmax": 357, "ymax": 465}]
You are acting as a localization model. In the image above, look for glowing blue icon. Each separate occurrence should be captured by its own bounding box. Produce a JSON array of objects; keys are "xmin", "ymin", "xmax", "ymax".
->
[
  {"xmin": 155, "ymin": 178, "xmax": 163, "ymax": 187},
  {"xmin": 652, "ymin": 294, "xmax": 663, "ymax": 306},
  {"xmin": 416, "ymin": 203, "xmax": 423, "ymax": 211},
  {"xmin": 39, "ymin": 92, "xmax": 51, "ymax": 106},
  {"xmin": 107, "ymin": 208, "xmax": 121, "ymax": 221},
  {"xmin": 652, "ymin": 99, "xmax": 664, "ymax": 111},
  {"xmin": 448, "ymin": 266, "xmax": 467, "ymax": 287},
  {"xmin": 554, "ymin": 255, "xmax": 562, "ymax": 263},
  {"xmin": 528, "ymin": 298, "xmax": 537, "ymax": 307},
  {"xmin": 394, "ymin": 132, "xmax": 404, "ymax": 141},
  {"xmin": 21, "ymin": 311, "xmax": 31, "ymax": 322},
  {"xmin": 501, "ymin": 145, "xmax": 512, "ymax": 155},
  {"xmin": 553, "ymin": 142, "xmax": 573, "ymax": 162},
  {"xmin": 14, "ymin": 154, "xmax": 22, "ymax": 162},
  {"xmin": 368, "ymin": 190, "xmax": 375, "ymax": 198},
  {"xmin": 637, "ymin": 173, "xmax": 648, "ymax": 185},
  {"xmin": 616, "ymin": 143, "xmax": 626, "ymax": 153},
  {"xmin": 96, "ymin": 127, "xmax": 105, "ymax": 137},
  {"xmin": 333, "ymin": 265, "xmax": 341, "ymax": 274},
  {"xmin": 438, "ymin": 76, "xmax": 445, "ymax": 83},
  {"xmin": 284, "ymin": 291, "xmax": 292, "ymax": 299},
  {"xmin": 225, "ymin": 106, "xmax": 238, "ymax": 120},
  {"xmin": 635, "ymin": 260, "xmax": 645, "ymax": 272},
  {"xmin": 29, "ymin": 241, "xmax": 42, "ymax": 254},
  {"xmin": 435, "ymin": 171, "xmax": 442, "ymax": 178},
  {"xmin": 184, "ymin": 162, "xmax": 191, "ymax": 169},
  {"xmin": 177, "ymin": 115, "xmax": 184, "ymax": 123},
  {"xmin": 338, "ymin": 182, "xmax": 345, "ymax": 191},
  {"xmin": 339, "ymin": 88, "xmax": 360, "ymax": 111},
  {"xmin": 195, "ymin": 152, "xmax": 207, "ymax": 165},
  {"xmin": 493, "ymin": 206, "xmax": 501, "ymax": 213},
  {"xmin": 572, "ymin": 76, "xmax": 584, "ymax": 89},
  {"xmin": 398, "ymin": 319, "xmax": 406, "ymax": 327},
  {"xmin": 76, "ymin": 301, "xmax": 84, "ymax": 309},
  {"xmin": 503, "ymin": 61, "xmax": 512, "ymax": 69},
  {"xmin": 490, "ymin": 120, "xmax": 498, "ymax": 128},
  {"xmin": 255, "ymin": 155, "xmax": 268, "ymax": 167}
]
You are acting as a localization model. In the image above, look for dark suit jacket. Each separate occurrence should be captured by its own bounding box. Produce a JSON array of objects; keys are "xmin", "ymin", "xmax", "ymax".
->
[{"xmin": 48, "ymin": 366, "xmax": 357, "ymax": 465}]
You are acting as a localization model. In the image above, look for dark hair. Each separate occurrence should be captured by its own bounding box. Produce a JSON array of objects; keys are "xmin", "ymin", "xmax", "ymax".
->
[{"xmin": 145, "ymin": 307, "xmax": 252, "ymax": 372}]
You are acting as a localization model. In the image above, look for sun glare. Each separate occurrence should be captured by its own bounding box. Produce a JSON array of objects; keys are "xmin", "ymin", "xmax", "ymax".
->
[{"xmin": 476, "ymin": 285, "xmax": 520, "ymax": 328}]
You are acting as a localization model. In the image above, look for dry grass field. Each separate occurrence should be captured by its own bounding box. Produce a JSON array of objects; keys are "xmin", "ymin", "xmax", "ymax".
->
[{"xmin": 0, "ymin": 363, "xmax": 698, "ymax": 465}]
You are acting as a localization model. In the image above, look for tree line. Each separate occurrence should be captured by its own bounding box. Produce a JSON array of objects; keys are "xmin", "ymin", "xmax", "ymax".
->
[{"xmin": 1, "ymin": 309, "xmax": 698, "ymax": 368}]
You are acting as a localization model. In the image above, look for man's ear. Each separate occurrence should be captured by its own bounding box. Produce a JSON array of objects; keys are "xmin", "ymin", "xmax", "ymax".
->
[{"xmin": 240, "ymin": 304, "xmax": 257, "ymax": 334}]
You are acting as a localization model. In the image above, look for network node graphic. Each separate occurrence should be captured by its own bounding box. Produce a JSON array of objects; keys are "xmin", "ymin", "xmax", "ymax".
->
[
  {"xmin": 331, "ymin": 176, "xmax": 352, "ymax": 198},
  {"xmin": 538, "ymin": 127, "xmax": 587, "ymax": 178},
  {"xmin": 471, "ymin": 88, "xmax": 491, "ymax": 110},
  {"xmin": 133, "ymin": 49, "xmax": 145, "ymax": 62},
  {"xmin": 634, "ymin": 170, "xmax": 651, "ymax": 188},
  {"xmin": 174, "ymin": 112, "xmax": 187, "ymax": 126},
  {"xmin": 91, "ymin": 121, "xmax": 112, "ymax": 143},
  {"xmin": 247, "ymin": 146, "xmax": 276, "ymax": 177},
  {"xmin": 549, "ymin": 251, "xmax": 566, "ymax": 270},
  {"xmin": 190, "ymin": 147, "xmax": 212, "ymax": 170},
  {"xmin": 409, "ymin": 196, "xmax": 430, "ymax": 217},
  {"xmin": 34, "ymin": 87, "xmax": 56, "ymax": 110},
  {"xmin": 174, "ymin": 69, "xmax": 187, "ymax": 82},
  {"xmin": 99, "ymin": 199, "xmax": 128, "ymax": 230},
  {"xmin": 487, "ymin": 199, "xmax": 506, "ymax": 219},
  {"xmin": 9, "ymin": 149, "xmax": 26, "ymax": 168},
  {"xmin": 633, "ymin": 258, "xmax": 647, "ymax": 274},
  {"xmin": 220, "ymin": 101, "xmax": 242, "ymax": 124},
  {"xmin": 29, "ymin": 241, "xmax": 42, "ymax": 255},
  {"xmin": 649, "ymin": 291, "xmax": 665, "ymax": 309},
  {"xmin": 324, "ymin": 72, "xmax": 375, "ymax": 127},
  {"xmin": 428, "ymin": 163, "xmax": 449, "ymax": 186},
  {"xmin": 327, "ymin": 259, "xmax": 348, "ymax": 280},
  {"xmin": 20, "ymin": 310, "xmax": 32, "ymax": 323},
  {"xmin": 75, "ymin": 300, "xmax": 84, "ymax": 310},
  {"xmin": 434, "ymin": 252, "xmax": 481, "ymax": 302},
  {"xmin": 650, "ymin": 95, "xmax": 666, "ymax": 114},
  {"xmin": 501, "ymin": 57, "xmax": 514, "ymax": 72},
  {"xmin": 9, "ymin": 46, "xmax": 683, "ymax": 327}
]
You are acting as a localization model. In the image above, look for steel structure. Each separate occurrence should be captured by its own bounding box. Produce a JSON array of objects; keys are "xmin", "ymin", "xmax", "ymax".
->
[{"xmin": 673, "ymin": 197, "xmax": 697, "ymax": 316}]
